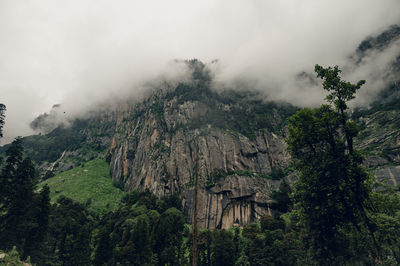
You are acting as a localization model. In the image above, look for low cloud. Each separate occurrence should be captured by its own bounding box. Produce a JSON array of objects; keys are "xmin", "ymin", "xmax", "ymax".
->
[{"xmin": 1, "ymin": 0, "xmax": 400, "ymax": 143}]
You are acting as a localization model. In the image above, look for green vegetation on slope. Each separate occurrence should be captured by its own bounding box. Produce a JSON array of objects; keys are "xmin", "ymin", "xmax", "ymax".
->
[
  {"xmin": 38, "ymin": 158, "xmax": 125, "ymax": 214},
  {"xmin": 0, "ymin": 247, "xmax": 30, "ymax": 266},
  {"xmin": 286, "ymin": 65, "xmax": 400, "ymax": 264},
  {"xmin": 0, "ymin": 114, "xmax": 116, "ymax": 181}
]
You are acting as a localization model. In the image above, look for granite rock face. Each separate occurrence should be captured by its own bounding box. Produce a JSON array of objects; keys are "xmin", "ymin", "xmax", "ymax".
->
[
  {"xmin": 109, "ymin": 86, "xmax": 293, "ymax": 228},
  {"xmin": 356, "ymin": 110, "xmax": 400, "ymax": 167},
  {"xmin": 352, "ymin": 24, "xmax": 400, "ymax": 189},
  {"xmin": 184, "ymin": 175, "xmax": 281, "ymax": 229},
  {"xmin": 107, "ymin": 80, "xmax": 400, "ymax": 228},
  {"xmin": 354, "ymin": 109, "xmax": 400, "ymax": 184},
  {"xmin": 375, "ymin": 166, "xmax": 400, "ymax": 187}
]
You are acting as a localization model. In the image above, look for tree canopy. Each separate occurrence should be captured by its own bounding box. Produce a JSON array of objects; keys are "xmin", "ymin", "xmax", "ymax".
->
[{"xmin": 286, "ymin": 64, "xmax": 400, "ymax": 265}]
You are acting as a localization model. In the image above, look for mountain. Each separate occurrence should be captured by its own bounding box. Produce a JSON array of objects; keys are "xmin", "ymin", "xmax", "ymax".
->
[
  {"xmin": 0, "ymin": 108, "xmax": 117, "ymax": 178},
  {"xmin": 2, "ymin": 60, "xmax": 298, "ymax": 229},
  {"xmin": 355, "ymin": 24, "xmax": 400, "ymax": 62},
  {"xmin": 3, "ymin": 26, "xmax": 400, "ymax": 230},
  {"xmin": 352, "ymin": 25, "xmax": 400, "ymax": 186},
  {"xmin": 107, "ymin": 60, "xmax": 298, "ymax": 228}
]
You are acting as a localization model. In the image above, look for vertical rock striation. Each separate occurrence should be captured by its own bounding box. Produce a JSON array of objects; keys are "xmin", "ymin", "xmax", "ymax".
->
[{"xmin": 109, "ymin": 79, "xmax": 295, "ymax": 228}]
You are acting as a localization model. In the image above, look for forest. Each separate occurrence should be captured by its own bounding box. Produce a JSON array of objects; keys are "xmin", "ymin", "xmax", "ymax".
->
[{"xmin": 1, "ymin": 65, "xmax": 400, "ymax": 266}]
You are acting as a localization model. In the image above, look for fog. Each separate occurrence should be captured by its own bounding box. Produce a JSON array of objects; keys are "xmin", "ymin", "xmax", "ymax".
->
[{"xmin": 1, "ymin": 0, "xmax": 400, "ymax": 143}]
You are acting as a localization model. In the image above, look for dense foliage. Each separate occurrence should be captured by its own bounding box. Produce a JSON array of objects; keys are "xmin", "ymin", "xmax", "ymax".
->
[
  {"xmin": 286, "ymin": 65, "xmax": 400, "ymax": 265},
  {"xmin": 0, "ymin": 115, "xmax": 116, "ymax": 178},
  {"xmin": 0, "ymin": 140, "xmax": 187, "ymax": 265},
  {"xmin": 93, "ymin": 190, "xmax": 184, "ymax": 265},
  {"xmin": 0, "ymin": 139, "xmax": 50, "ymax": 261},
  {"xmin": 2, "ymin": 60, "xmax": 400, "ymax": 265},
  {"xmin": 0, "ymin": 139, "xmax": 305, "ymax": 265},
  {"xmin": 25, "ymin": 117, "xmax": 115, "ymax": 164},
  {"xmin": 2, "ymin": 122, "xmax": 400, "ymax": 265}
]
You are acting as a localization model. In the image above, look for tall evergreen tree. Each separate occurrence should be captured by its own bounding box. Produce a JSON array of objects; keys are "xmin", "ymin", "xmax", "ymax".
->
[
  {"xmin": 0, "ymin": 138, "xmax": 23, "ymax": 212},
  {"xmin": 286, "ymin": 65, "xmax": 381, "ymax": 264},
  {"xmin": 22, "ymin": 184, "xmax": 51, "ymax": 261},
  {"xmin": 0, "ymin": 138, "xmax": 36, "ymax": 251},
  {"xmin": 212, "ymin": 230, "xmax": 235, "ymax": 266},
  {"xmin": 0, "ymin": 138, "xmax": 52, "ymax": 263}
]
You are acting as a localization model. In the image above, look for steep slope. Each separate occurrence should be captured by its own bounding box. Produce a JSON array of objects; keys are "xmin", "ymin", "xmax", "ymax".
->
[
  {"xmin": 352, "ymin": 25, "xmax": 400, "ymax": 184},
  {"xmin": 38, "ymin": 158, "xmax": 125, "ymax": 214},
  {"xmin": 3, "ymin": 26, "xmax": 399, "ymax": 229},
  {"xmin": 0, "ymin": 109, "xmax": 117, "ymax": 180},
  {"xmin": 108, "ymin": 61, "xmax": 297, "ymax": 228},
  {"xmin": 106, "ymin": 26, "xmax": 400, "ymax": 226}
]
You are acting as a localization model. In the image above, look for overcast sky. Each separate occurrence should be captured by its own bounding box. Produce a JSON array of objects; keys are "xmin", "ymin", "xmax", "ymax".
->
[{"xmin": 1, "ymin": 0, "xmax": 400, "ymax": 143}]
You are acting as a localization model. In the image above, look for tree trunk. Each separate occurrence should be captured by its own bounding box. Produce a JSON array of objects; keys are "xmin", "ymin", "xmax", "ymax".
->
[{"xmin": 192, "ymin": 148, "xmax": 199, "ymax": 266}]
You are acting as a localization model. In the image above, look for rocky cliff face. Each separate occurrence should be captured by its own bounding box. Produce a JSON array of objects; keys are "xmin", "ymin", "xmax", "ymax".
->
[
  {"xmin": 12, "ymin": 26, "xmax": 400, "ymax": 229},
  {"xmin": 355, "ymin": 109, "xmax": 400, "ymax": 167},
  {"xmin": 108, "ymin": 66, "xmax": 296, "ymax": 228},
  {"xmin": 352, "ymin": 25, "xmax": 400, "ymax": 180},
  {"xmin": 353, "ymin": 105, "xmax": 400, "ymax": 189},
  {"xmin": 106, "ymin": 49, "xmax": 400, "ymax": 228}
]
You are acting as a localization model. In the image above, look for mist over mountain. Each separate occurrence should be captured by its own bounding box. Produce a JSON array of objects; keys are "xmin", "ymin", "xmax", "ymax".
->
[
  {"xmin": 1, "ymin": 0, "xmax": 400, "ymax": 143},
  {"xmin": 27, "ymin": 26, "xmax": 400, "ymax": 142},
  {"xmin": 2, "ymin": 3, "xmax": 400, "ymax": 264}
]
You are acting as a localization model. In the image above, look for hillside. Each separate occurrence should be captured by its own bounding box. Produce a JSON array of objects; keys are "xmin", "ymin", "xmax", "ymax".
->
[
  {"xmin": 4, "ymin": 65, "xmax": 398, "ymax": 228},
  {"xmin": 107, "ymin": 60, "xmax": 298, "ymax": 228},
  {"xmin": 38, "ymin": 158, "xmax": 125, "ymax": 214},
  {"xmin": 351, "ymin": 25, "xmax": 400, "ymax": 184},
  {"xmin": 0, "ymin": 111, "xmax": 117, "ymax": 180},
  {"xmin": 1, "ymin": 26, "xmax": 399, "ymax": 230}
]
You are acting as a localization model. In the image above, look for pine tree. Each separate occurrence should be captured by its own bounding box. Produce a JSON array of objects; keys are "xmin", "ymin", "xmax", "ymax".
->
[
  {"xmin": 0, "ymin": 138, "xmax": 51, "ymax": 263},
  {"xmin": 0, "ymin": 138, "xmax": 36, "ymax": 251},
  {"xmin": 93, "ymin": 227, "xmax": 112, "ymax": 266},
  {"xmin": 287, "ymin": 65, "xmax": 381, "ymax": 264},
  {"xmin": 22, "ymin": 184, "xmax": 51, "ymax": 261},
  {"xmin": 0, "ymin": 138, "xmax": 23, "ymax": 214}
]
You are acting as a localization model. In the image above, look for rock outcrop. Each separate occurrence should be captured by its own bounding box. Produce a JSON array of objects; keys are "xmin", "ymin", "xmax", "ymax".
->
[
  {"xmin": 184, "ymin": 174, "xmax": 281, "ymax": 228},
  {"xmin": 354, "ymin": 108, "xmax": 400, "ymax": 185},
  {"xmin": 109, "ymin": 77, "xmax": 295, "ymax": 228},
  {"xmin": 375, "ymin": 166, "xmax": 400, "ymax": 186}
]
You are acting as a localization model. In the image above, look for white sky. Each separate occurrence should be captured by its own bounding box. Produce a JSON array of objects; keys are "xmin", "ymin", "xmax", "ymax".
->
[{"xmin": 1, "ymin": 0, "xmax": 400, "ymax": 143}]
